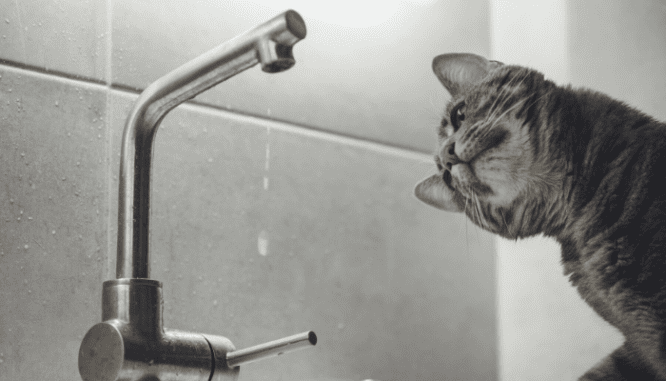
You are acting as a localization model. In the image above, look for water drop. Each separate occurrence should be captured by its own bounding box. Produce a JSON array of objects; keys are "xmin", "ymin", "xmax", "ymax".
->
[
  {"xmin": 52, "ymin": 230, "xmax": 55, "ymax": 234},
  {"xmin": 16, "ymin": 217, "xmax": 20, "ymax": 221},
  {"xmin": 76, "ymin": 161, "xmax": 80, "ymax": 166},
  {"xmin": 20, "ymin": 152, "xmax": 24, "ymax": 157},
  {"xmin": 9, "ymin": 199, "xmax": 13, "ymax": 203},
  {"xmin": 4, "ymin": 19, "xmax": 8, "ymax": 24},
  {"xmin": 213, "ymin": 300, "xmax": 218, "ymax": 306},
  {"xmin": 61, "ymin": 177, "xmax": 66, "ymax": 181},
  {"xmin": 27, "ymin": 289, "xmax": 31, "ymax": 293},
  {"xmin": 207, "ymin": 158, "xmax": 213, "ymax": 163},
  {"xmin": 27, "ymin": 217, "xmax": 32, "ymax": 220},
  {"xmin": 54, "ymin": 101, "xmax": 59, "ymax": 107},
  {"xmin": 20, "ymin": 210, "xmax": 23, "ymax": 214},
  {"xmin": 257, "ymin": 230, "xmax": 268, "ymax": 256},
  {"xmin": 24, "ymin": 244, "xmax": 29, "ymax": 249}
]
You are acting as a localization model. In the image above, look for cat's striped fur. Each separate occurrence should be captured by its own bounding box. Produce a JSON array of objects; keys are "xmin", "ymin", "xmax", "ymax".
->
[{"xmin": 415, "ymin": 53, "xmax": 666, "ymax": 380}]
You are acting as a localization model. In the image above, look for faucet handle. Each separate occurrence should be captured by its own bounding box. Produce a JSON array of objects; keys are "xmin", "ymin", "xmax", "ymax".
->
[
  {"xmin": 205, "ymin": 331, "xmax": 316, "ymax": 381},
  {"xmin": 220, "ymin": 331, "xmax": 317, "ymax": 368}
]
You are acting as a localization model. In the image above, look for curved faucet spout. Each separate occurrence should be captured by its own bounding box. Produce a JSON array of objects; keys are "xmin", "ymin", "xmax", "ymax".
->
[{"xmin": 116, "ymin": 10, "xmax": 306, "ymax": 279}]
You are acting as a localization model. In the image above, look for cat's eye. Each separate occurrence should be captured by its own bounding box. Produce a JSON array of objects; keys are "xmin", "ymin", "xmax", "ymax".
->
[{"xmin": 450, "ymin": 102, "xmax": 466, "ymax": 129}]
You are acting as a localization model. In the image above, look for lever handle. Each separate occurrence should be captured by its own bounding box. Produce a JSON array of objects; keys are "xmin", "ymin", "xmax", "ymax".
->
[{"xmin": 225, "ymin": 331, "xmax": 317, "ymax": 368}]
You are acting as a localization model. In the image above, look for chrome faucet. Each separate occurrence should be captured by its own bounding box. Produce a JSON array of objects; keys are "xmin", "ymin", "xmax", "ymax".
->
[{"xmin": 78, "ymin": 11, "xmax": 316, "ymax": 381}]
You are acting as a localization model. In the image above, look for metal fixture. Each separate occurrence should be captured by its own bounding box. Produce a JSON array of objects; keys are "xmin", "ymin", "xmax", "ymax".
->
[{"xmin": 78, "ymin": 11, "xmax": 316, "ymax": 381}]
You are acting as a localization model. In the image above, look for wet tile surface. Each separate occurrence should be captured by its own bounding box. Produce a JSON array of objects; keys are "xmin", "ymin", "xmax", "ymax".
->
[
  {"xmin": 106, "ymin": 93, "xmax": 497, "ymax": 380},
  {"xmin": 0, "ymin": 0, "xmax": 107, "ymax": 82},
  {"xmin": 111, "ymin": 0, "xmax": 490, "ymax": 153},
  {"xmin": 0, "ymin": 67, "xmax": 108, "ymax": 380}
]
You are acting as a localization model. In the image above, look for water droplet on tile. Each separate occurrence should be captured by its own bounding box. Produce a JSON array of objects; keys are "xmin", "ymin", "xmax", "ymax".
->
[
  {"xmin": 198, "ymin": 276, "xmax": 203, "ymax": 281},
  {"xmin": 213, "ymin": 300, "xmax": 218, "ymax": 306},
  {"xmin": 27, "ymin": 289, "xmax": 31, "ymax": 293},
  {"xmin": 4, "ymin": 19, "xmax": 9, "ymax": 24},
  {"xmin": 27, "ymin": 217, "xmax": 32, "ymax": 220},
  {"xmin": 54, "ymin": 101, "xmax": 59, "ymax": 107},
  {"xmin": 9, "ymin": 199, "xmax": 13, "ymax": 203},
  {"xmin": 52, "ymin": 230, "xmax": 55, "ymax": 235},
  {"xmin": 20, "ymin": 152, "xmax": 24, "ymax": 157},
  {"xmin": 258, "ymin": 230, "xmax": 268, "ymax": 256},
  {"xmin": 20, "ymin": 210, "xmax": 23, "ymax": 215},
  {"xmin": 207, "ymin": 158, "xmax": 213, "ymax": 163},
  {"xmin": 23, "ymin": 244, "xmax": 28, "ymax": 249}
]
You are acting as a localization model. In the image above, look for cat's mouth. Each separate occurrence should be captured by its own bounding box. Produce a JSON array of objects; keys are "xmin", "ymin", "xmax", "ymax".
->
[
  {"xmin": 442, "ymin": 163, "xmax": 493, "ymax": 200},
  {"xmin": 442, "ymin": 170, "xmax": 455, "ymax": 190}
]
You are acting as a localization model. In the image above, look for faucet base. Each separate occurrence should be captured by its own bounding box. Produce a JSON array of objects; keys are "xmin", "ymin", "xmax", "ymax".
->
[{"xmin": 78, "ymin": 279, "xmax": 239, "ymax": 381}]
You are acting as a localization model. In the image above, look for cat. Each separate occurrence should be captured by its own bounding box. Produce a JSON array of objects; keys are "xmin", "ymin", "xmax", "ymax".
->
[{"xmin": 415, "ymin": 53, "xmax": 666, "ymax": 380}]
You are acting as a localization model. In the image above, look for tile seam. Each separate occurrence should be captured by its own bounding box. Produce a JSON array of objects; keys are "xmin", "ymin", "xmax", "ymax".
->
[{"xmin": 0, "ymin": 62, "xmax": 433, "ymax": 161}]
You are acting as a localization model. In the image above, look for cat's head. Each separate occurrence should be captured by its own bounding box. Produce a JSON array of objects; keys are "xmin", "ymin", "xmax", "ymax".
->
[{"xmin": 415, "ymin": 53, "xmax": 567, "ymax": 239}]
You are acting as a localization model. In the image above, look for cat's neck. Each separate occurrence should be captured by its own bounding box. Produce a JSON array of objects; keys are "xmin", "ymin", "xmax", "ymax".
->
[{"xmin": 554, "ymin": 85, "xmax": 666, "ymax": 259}]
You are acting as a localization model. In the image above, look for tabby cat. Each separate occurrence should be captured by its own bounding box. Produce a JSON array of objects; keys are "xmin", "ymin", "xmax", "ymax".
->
[{"xmin": 415, "ymin": 53, "xmax": 666, "ymax": 380}]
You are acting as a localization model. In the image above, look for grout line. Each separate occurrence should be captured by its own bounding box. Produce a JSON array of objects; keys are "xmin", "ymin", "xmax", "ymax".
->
[
  {"xmin": 178, "ymin": 100, "xmax": 434, "ymax": 162},
  {"xmin": 0, "ymin": 58, "xmax": 106, "ymax": 86},
  {"xmin": 0, "ymin": 61, "xmax": 433, "ymax": 161}
]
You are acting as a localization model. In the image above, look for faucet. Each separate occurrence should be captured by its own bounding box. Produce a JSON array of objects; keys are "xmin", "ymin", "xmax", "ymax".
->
[{"xmin": 78, "ymin": 10, "xmax": 316, "ymax": 381}]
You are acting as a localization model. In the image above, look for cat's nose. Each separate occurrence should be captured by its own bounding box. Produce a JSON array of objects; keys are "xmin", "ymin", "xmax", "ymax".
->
[{"xmin": 440, "ymin": 141, "xmax": 461, "ymax": 171}]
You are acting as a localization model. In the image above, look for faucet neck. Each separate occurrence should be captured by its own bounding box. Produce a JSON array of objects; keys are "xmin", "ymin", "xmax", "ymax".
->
[{"xmin": 115, "ymin": 10, "xmax": 306, "ymax": 279}]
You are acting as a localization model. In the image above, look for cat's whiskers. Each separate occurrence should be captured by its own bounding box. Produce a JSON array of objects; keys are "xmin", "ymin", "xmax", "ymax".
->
[
  {"xmin": 500, "ymin": 209, "xmax": 515, "ymax": 239},
  {"xmin": 482, "ymin": 69, "xmax": 531, "ymax": 128},
  {"xmin": 464, "ymin": 191, "xmax": 471, "ymax": 259}
]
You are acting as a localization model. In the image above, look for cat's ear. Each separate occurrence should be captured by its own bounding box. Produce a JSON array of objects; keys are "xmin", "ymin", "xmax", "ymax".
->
[
  {"xmin": 414, "ymin": 174, "xmax": 463, "ymax": 212},
  {"xmin": 432, "ymin": 53, "xmax": 503, "ymax": 97}
]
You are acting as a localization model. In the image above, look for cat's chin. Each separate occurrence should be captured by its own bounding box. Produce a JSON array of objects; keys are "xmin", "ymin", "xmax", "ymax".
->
[{"xmin": 414, "ymin": 173, "xmax": 464, "ymax": 212}]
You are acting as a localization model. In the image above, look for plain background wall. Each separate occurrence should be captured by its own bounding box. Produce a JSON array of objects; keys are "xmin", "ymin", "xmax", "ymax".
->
[
  {"xmin": 492, "ymin": 0, "xmax": 666, "ymax": 380},
  {"xmin": 0, "ymin": 1, "xmax": 498, "ymax": 380}
]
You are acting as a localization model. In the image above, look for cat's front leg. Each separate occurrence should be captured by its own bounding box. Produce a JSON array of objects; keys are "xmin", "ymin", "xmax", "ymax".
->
[{"xmin": 579, "ymin": 343, "xmax": 662, "ymax": 381}]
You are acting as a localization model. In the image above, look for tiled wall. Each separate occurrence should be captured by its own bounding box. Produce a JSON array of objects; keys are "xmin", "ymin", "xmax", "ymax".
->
[{"xmin": 0, "ymin": 1, "xmax": 497, "ymax": 381}]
